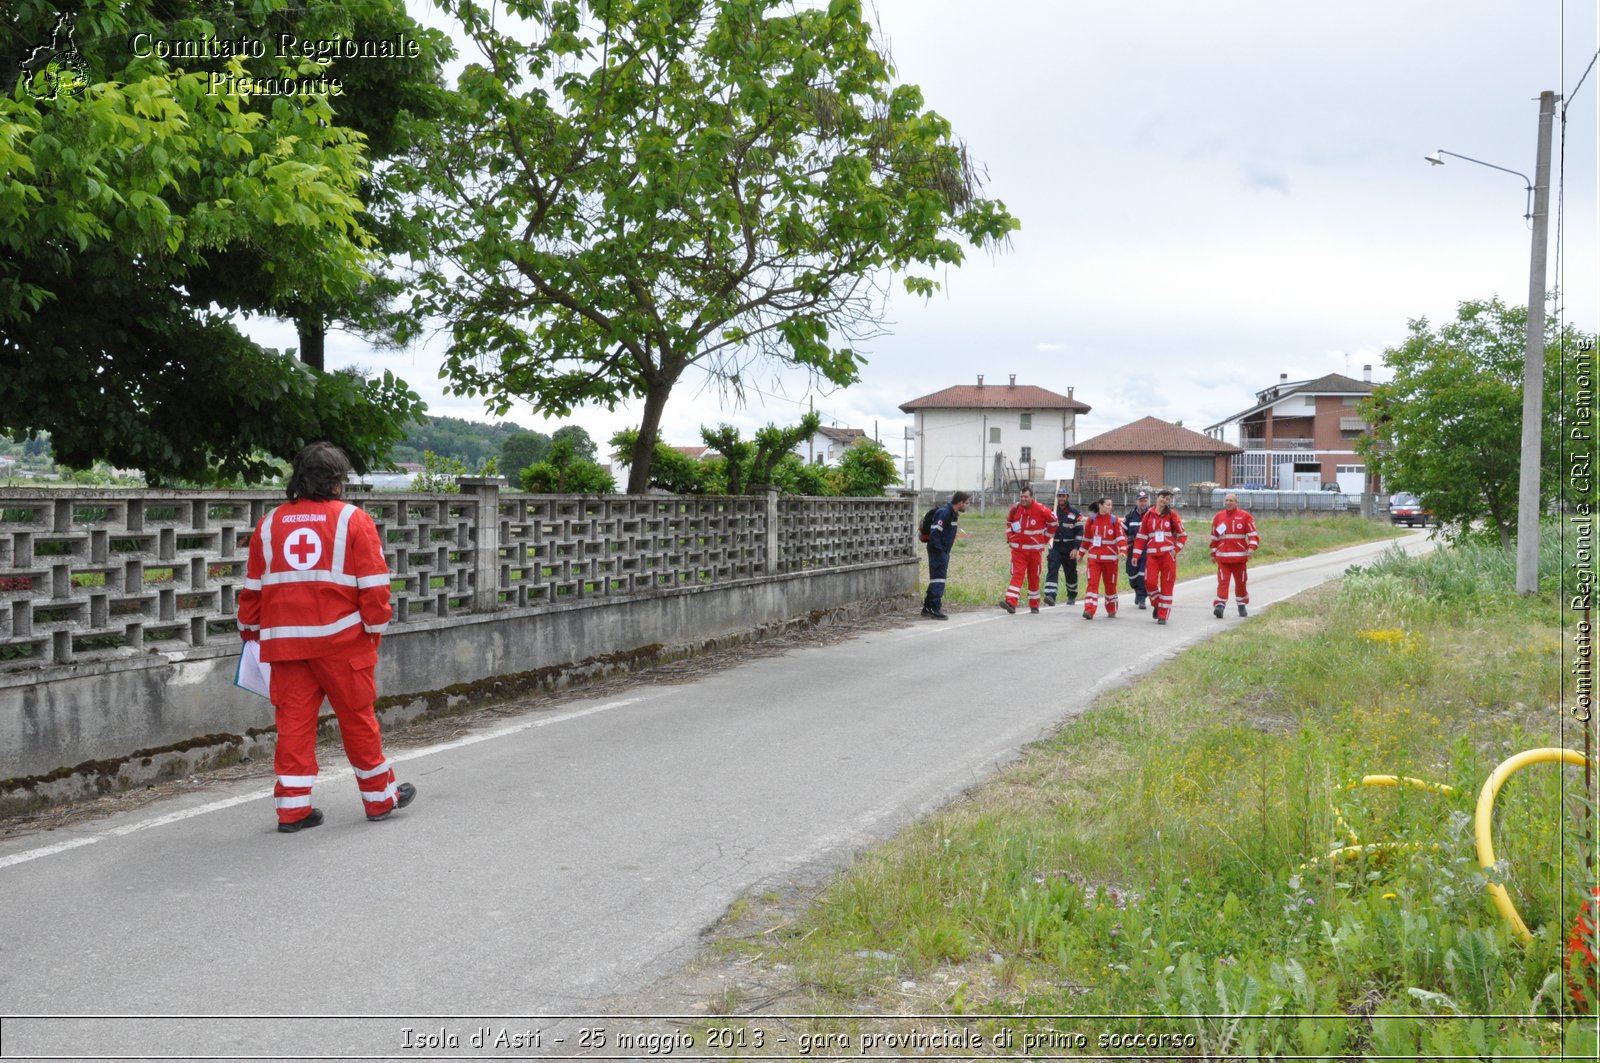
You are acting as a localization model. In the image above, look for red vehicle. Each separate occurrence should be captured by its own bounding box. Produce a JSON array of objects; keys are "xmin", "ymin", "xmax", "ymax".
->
[{"xmin": 1388, "ymin": 492, "xmax": 1430, "ymax": 527}]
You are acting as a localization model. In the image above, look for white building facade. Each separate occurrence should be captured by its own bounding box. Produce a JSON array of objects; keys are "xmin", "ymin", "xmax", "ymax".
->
[{"xmin": 900, "ymin": 377, "xmax": 1091, "ymax": 495}]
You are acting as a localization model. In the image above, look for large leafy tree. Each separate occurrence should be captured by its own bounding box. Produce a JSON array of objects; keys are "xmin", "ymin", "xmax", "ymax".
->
[
  {"xmin": 410, "ymin": 0, "xmax": 1018, "ymax": 493},
  {"xmin": 0, "ymin": 0, "xmax": 433, "ymax": 482},
  {"xmin": 1358, "ymin": 297, "xmax": 1593, "ymax": 550}
]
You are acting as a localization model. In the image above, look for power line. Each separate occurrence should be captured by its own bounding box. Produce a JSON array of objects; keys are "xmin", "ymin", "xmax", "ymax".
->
[{"xmin": 1565, "ymin": 48, "xmax": 1599, "ymax": 109}]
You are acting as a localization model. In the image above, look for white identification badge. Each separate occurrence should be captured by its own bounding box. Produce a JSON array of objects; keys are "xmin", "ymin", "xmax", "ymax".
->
[
  {"xmin": 1093, "ymin": 535, "xmax": 1102, "ymax": 547},
  {"xmin": 1154, "ymin": 531, "xmax": 1166, "ymax": 542}
]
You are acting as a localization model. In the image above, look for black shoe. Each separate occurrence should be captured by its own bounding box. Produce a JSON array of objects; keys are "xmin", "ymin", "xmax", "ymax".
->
[
  {"xmin": 1214, "ymin": 604, "xmax": 1224, "ymax": 619},
  {"xmin": 1238, "ymin": 604, "xmax": 1248, "ymax": 617},
  {"xmin": 1067, "ymin": 595, "xmax": 1077, "ymax": 605},
  {"xmin": 368, "ymin": 782, "xmax": 417, "ymax": 822},
  {"xmin": 928, "ymin": 608, "xmax": 949, "ymax": 621},
  {"xmin": 1043, "ymin": 595, "xmax": 1056, "ymax": 607},
  {"xmin": 1001, "ymin": 600, "xmax": 1016, "ymax": 614},
  {"xmin": 1136, "ymin": 600, "xmax": 1147, "ymax": 610},
  {"xmin": 1082, "ymin": 610, "xmax": 1093, "ymax": 620},
  {"xmin": 278, "ymin": 808, "xmax": 324, "ymax": 834},
  {"xmin": 1030, "ymin": 605, "xmax": 1040, "ymax": 614},
  {"xmin": 921, "ymin": 605, "xmax": 935, "ymax": 618},
  {"xmin": 1157, "ymin": 617, "xmax": 1168, "ymax": 625}
]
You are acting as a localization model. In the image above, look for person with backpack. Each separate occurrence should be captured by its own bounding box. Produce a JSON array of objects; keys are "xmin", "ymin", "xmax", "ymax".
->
[
  {"xmin": 1043, "ymin": 487, "xmax": 1083, "ymax": 607},
  {"xmin": 1002, "ymin": 486, "xmax": 1058, "ymax": 614},
  {"xmin": 920, "ymin": 491, "xmax": 970, "ymax": 620}
]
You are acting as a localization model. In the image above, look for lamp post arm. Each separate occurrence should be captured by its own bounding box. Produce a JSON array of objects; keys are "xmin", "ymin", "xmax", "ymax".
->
[{"xmin": 1433, "ymin": 149, "xmax": 1533, "ymax": 189}]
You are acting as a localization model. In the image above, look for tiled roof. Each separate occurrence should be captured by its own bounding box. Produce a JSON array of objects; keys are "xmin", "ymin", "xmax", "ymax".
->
[
  {"xmin": 670, "ymin": 445, "xmax": 710, "ymax": 459},
  {"xmin": 1068, "ymin": 416, "xmax": 1242, "ymax": 455},
  {"xmin": 900, "ymin": 384, "xmax": 1090, "ymax": 413},
  {"xmin": 1211, "ymin": 372, "xmax": 1375, "ymax": 429},
  {"xmin": 816, "ymin": 426, "xmax": 866, "ymax": 444}
]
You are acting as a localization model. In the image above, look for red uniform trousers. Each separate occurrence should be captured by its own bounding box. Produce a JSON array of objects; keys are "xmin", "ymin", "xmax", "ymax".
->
[
  {"xmin": 1083, "ymin": 558, "xmax": 1121, "ymax": 617},
  {"xmin": 1005, "ymin": 549, "xmax": 1044, "ymax": 608},
  {"xmin": 270, "ymin": 652, "xmax": 399, "ymax": 826},
  {"xmin": 1146, "ymin": 553, "xmax": 1178, "ymax": 620},
  {"xmin": 1214, "ymin": 562, "xmax": 1249, "ymax": 607}
]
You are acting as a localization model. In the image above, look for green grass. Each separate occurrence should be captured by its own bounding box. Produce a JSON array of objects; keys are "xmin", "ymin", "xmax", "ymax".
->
[
  {"xmin": 737, "ymin": 531, "xmax": 1594, "ymax": 1057},
  {"xmin": 924, "ymin": 513, "xmax": 1404, "ymax": 607}
]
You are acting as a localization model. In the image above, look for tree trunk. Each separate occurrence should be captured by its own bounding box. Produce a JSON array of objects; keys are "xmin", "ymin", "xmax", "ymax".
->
[
  {"xmin": 1498, "ymin": 519, "xmax": 1513, "ymax": 553},
  {"xmin": 627, "ymin": 380, "xmax": 673, "ymax": 494},
  {"xmin": 297, "ymin": 321, "xmax": 325, "ymax": 373}
]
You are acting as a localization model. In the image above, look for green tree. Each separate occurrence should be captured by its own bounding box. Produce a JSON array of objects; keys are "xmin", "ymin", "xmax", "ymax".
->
[
  {"xmin": 500, "ymin": 431, "xmax": 553, "ymax": 477},
  {"xmin": 1357, "ymin": 296, "xmax": 1593, "ymax": 550},
  {"xmin": 551, "ymin": 425, "xmax": 598, "ymax": 463},
  {"xmin": 827, "ymin": 436, "xmax": 899, "ymax": 496},
  {"xmin": 609, "ymin": 428, "xmax": 709, "ymax": 493},
  {"xmin": 411, "ymin": 0, "xmax": 1018, "ymax": 493},
  {"xmin": 0, "ymin": 0, "xmax": 428, "ymax": 483},
  {"xmin": 700, "ymin": 412, "xmax": 820, "ymax": 493},
  {"xmin": 520, "ymin": 438, "xmax": 616, "ymax": 493}
]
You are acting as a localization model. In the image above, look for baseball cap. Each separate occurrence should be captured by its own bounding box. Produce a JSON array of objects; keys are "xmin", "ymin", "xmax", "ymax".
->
[
  {"xmin": 1056, "ymin": 487, "xmax": 1069, "ymax": 496},
  {"xmin": 1136, "ymin": 489, "xmax": 1150, "ymax": 499}
]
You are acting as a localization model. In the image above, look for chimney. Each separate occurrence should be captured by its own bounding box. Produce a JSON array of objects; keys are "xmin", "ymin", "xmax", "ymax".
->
[
  {"xmin": 1008, "ymin": 374, "xmax": 1016, "ymax": 387},
  {"xmin": 1363, "ymin": 364, "xmax": 1372, "ymax": 383},
  {"xmin": 1067, "ymin": 386, "xmax": 1074, "ymax": 398},
  {"xmin": 977, "ymin": 374, "xmax": 984, "ymax": 387},
  {"xmin": 1279, "ymin": 372, "xmax": 1288, "ymax": 382}
]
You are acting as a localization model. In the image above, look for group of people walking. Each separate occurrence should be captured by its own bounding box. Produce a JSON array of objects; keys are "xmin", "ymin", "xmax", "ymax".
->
[{"xmin": 921, "ymin": 487, "xmax": 1260, "ymax": 625}]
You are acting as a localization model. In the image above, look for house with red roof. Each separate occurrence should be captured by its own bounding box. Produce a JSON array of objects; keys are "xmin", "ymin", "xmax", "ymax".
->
[
  {"xmin": 1066, "ymin": 417, "xmax": 1242, "ymax": 490},
  {"xmin": 1204, "ymin": 369, "xmax": 1375, "ymax": 491},
  {"xmin": 900, "ymin": 375, "xmax": 1091, "ymax": 494}
]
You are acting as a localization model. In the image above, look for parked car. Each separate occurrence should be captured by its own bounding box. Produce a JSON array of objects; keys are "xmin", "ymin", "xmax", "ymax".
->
[
  {"xmin": 1320, "ymin": 482, "xmax": 1341, "ymax": 492},
  {"xmin": 1388, "ymin": 492, "xmax": 1430, "ymax": 527}
]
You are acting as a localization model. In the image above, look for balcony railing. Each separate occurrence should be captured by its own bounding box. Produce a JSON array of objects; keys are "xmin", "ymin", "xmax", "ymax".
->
[{"xmin": 1240, "ymin": 436, "xmax": 1315, "ymax": 451}]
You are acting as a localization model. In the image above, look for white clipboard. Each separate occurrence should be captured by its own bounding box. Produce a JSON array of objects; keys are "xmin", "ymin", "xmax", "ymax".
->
[{"xmin": 234, "ymin": 640, "xmax": 272, "ymax": 700}]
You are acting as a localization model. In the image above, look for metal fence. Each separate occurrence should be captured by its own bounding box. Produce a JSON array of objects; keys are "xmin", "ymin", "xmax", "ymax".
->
[{"xmin": 0, "ymin": 487, "xmax": 914, "ymax": 671}]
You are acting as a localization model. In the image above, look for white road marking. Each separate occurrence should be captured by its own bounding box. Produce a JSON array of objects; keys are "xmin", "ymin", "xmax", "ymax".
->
[{"xmin": 0, "ymin": 695, "xmax": 652, "ymax": 871}]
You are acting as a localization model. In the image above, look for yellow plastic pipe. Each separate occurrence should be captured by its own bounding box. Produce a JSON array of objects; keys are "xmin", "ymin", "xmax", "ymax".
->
[{"xmin": 1473, "ymin": 747, "xmax": 1588, "ymax": 944}]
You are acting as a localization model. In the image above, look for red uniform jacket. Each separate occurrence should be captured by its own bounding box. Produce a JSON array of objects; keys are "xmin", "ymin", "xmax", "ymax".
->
[
  {"xmin": 1006, "ymin": 500, "xmax": 1058, "ymax": 552},
  {"xmin": 238, "ymin": 500, "xmax": 393, "ymax": 663},
  {"xmin": 1134, "ymin": 508, "xmax": 1187, "ymax": 558},
  {"xmin": 1210, "ymin": 508, "xmax": 1260, "ymax": 563},
  {"xmin": 1079, "ymin": 512, "xmax": 1127, "ymax": 561}
]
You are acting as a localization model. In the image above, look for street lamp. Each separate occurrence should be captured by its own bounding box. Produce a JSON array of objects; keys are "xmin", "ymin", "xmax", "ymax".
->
[
  {"xmin": 1423, "ymin": 149, "xmax": 1534, "ymax": 220},
  {"xmin": 1426, "ymin": 90, "xmax": 1559, "ymax": 594}
]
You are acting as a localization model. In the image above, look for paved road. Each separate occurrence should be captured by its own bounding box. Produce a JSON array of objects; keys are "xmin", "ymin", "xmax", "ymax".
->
[{"xmin": 0, "ymin": 532, "xmax": 1429, "ymax": 1057}]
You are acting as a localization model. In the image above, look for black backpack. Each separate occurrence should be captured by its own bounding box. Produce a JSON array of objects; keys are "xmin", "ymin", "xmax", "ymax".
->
[{"xmin": 918, "ymin": 505, "xmax": 940, "ymax": 543}]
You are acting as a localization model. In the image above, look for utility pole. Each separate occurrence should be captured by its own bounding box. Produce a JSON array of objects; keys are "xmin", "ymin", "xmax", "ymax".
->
[{"xmin": 1516, "ymin": 90, "xmax": 1557, "ymax": 594}]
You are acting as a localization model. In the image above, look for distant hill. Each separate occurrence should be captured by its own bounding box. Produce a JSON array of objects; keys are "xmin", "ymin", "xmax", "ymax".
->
[{"xmin": 389, "ymin": 415, "xmax": 527, "ymax": 470}]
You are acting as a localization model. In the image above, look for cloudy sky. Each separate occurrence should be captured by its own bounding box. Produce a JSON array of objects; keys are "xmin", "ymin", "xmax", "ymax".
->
[{"xmin": 243, "ymin": 0, "xmax": 1598, "ymax": 456}]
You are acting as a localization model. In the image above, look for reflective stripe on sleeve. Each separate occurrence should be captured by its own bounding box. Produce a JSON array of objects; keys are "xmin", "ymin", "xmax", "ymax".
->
[
  {"xmin": 362, "ymin": 621, "xmax": 389, "ymax": 635},
  {"xmin": 356, "ymin": 574, "xmax": 391, "ymax": 589},
  {"xmin": 242, "ymin": 577, "xmax": 262, "ymax": 591}
]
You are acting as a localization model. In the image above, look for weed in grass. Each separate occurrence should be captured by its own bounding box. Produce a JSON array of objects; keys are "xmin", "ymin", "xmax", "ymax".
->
[{"xmin": 754, "ymin": 530, "xmax": 1590, "ymax": 1054}]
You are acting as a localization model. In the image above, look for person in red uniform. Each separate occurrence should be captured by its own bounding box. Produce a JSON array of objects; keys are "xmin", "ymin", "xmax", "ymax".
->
[
  {"xmin": 1133, "ymin": 489, "xmax": 1187, "ymax": 624},
  {"xmin": 1210, "ymin": 491, "xmax": 1260, "ymax": 618},
  {"xmin": 1079, "ymin": 497, "xmax": 1127, "ymax": 619},
  {"xmin": 238, "ymin": 442, "xmax": 416, "ymax": 833},
  {"xmin": 1002, "ymin": 486, "xmax": 1057, "ymax": 614}
]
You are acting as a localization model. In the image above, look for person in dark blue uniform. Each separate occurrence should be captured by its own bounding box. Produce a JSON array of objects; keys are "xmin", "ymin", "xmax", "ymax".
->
[
  {"xmin": 1124, "ymin": 489, "xmax": 1152, "ymax": 609},
  {"xmin": 921, "ymin": 491, "xmax": 970, "ymax": 620},
  {"xmin": 1043, "ymin": 487, "xmax": 1083, "ymax": 606}
]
